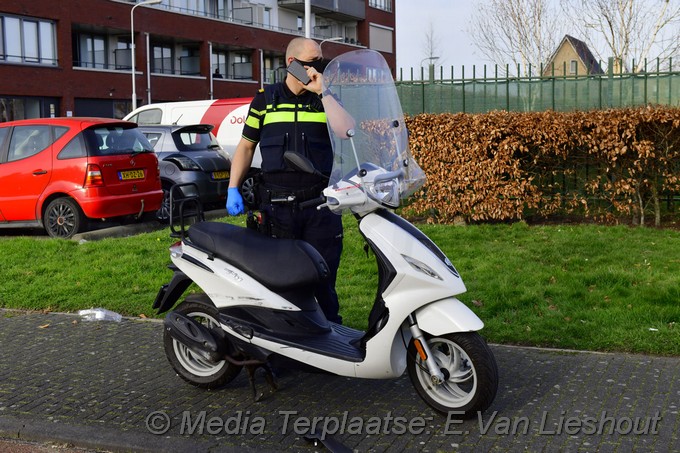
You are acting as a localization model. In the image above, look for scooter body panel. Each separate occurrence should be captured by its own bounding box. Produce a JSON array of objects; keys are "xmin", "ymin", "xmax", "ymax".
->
[
  {"xmin": 359, "ymin": 213, "xmax": 468, "ymax": 301},
  {"xmin": 415, "ymin": 298, "xmax": 485, "ymax": 335},
  {"xmin": 171, "ymin": 243, "xmax": 301, "ymax": 312}
]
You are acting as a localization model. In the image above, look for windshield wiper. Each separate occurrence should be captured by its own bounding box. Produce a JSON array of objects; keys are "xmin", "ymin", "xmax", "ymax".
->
[{"xmin": 130, "ymin": 149, "xmax": 153, "ymax": 157}]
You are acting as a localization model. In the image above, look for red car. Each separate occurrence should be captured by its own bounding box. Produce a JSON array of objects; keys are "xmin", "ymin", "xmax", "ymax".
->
[{"xmin": 0, "ymin": 117, "xmax": 163, "ymax": 238}]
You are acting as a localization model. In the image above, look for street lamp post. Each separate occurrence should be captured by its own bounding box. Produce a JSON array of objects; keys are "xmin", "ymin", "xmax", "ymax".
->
[
  {"xmin": 420, "ymin": 56, "xmax": 440, "ymax": 82},
  {"xmin": 320, "ymin": 36, "xmax": 343, "ymax": 48},
  {"xmin": 131, "ymin": 0, "xmax": 162, "ymax": 111}
]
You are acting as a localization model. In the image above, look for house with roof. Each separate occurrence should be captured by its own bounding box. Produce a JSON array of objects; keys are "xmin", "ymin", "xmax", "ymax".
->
[{"xmin": 542, "ymin": 35, "xmax": 604, "ymax": 76}]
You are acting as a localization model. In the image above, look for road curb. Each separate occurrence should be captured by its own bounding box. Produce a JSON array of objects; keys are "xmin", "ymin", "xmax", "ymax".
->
[{"xmin": 71, "ymin": 209, "xmax": 229, "ymax": 242}]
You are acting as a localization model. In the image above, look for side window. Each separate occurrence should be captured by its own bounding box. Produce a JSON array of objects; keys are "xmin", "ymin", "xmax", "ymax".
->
[
  {"xmin": 7, "ymin": 125, "xmax": 52, "ymax": 161},
  {"xmin": 143, "ymin": 132, "xmax": 162, "ymax": 149},
  {"xmin": 0, "ymin": 128, "xmax": 10, "ymax": 159},
  {"xmin": 54, "ymin": 126, "xmax": 69, "ymax": 141},
  {"xmin": 58, "ymin": 134, "xmax": 87, "ymax": 159},
  {"xmin": 135, "ymin": 109, "xmax": 163, "ymax": 125}
]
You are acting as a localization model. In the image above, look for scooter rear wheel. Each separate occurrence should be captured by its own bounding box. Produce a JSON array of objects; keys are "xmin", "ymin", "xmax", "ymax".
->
[
  {"xmin": 407, "ymin": 332, "xmax": 498, "ymax": 417},
  {"xmin": 164, "ymin": 300, "xmax": 242, "ymax": 389}
]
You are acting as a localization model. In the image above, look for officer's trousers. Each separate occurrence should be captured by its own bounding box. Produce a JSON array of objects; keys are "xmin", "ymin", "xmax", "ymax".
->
[{"xmin": 260, "ymin": 202, "xmax": 344, "ymax": 324}]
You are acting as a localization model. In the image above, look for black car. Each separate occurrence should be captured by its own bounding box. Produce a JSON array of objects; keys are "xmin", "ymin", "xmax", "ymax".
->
[{"xmin": 136, "ymin": 124, "xmax": 230, "ymax": 220}]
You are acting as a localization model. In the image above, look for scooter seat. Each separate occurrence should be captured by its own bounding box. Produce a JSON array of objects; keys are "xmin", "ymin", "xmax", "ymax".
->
[{"xmin": 187, "ymin": 222, "xmax": 329, "ymax": 291}]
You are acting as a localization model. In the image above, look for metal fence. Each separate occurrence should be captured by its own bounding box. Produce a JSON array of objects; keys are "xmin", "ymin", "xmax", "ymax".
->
[{"xmin": 396, "ymin": 59, "xmax": 680, "ymax": 116}]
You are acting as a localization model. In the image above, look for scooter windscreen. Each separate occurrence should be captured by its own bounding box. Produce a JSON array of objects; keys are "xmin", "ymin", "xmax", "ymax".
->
[{"xmin": 322, "ymin": 50, "xmax": 426, "ymax": 210}]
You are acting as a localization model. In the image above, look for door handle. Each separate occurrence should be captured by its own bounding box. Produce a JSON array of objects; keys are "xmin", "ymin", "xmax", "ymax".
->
[{"xmin": 32, "ymin": 170, "xmax": 48, "ymax": 175}]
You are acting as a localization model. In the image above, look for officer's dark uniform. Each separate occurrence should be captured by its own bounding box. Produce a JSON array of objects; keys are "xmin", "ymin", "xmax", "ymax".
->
[{"xmin": 241, "ymin": 82, "xmax": 343, "ymax": 324}]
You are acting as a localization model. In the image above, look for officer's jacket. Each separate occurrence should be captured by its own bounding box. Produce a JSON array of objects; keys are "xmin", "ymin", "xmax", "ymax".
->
[{"xmin": 241, "ymin": 83, "xmax": 332, "ymax": 177}]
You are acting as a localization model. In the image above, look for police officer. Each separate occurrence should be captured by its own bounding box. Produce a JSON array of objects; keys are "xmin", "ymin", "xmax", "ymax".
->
[{"xmin": 226, "ymin": 37, "xmax": 354, "ymax": 325}]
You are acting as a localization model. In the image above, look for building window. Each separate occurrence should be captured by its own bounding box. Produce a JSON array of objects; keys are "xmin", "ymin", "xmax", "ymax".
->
[
  {"xmin": 232, "ymin": 52, "xmax": 252, "ymax": 80},
  {"xmin": 0, "ymin": 15, "xmax": 57, "ymax": 65},
  {"xmin": 234, "ymin": 6, "xmax": 253, "ymax": 24},
  {"xmin": 212, "ymin": 50, "xmax": 228, "ymax": 78},
  {"xmin": 570, "ymin": 60, "xmax": 578, "ymax": 74},
  {"xmin": 369, "ymin": 0, "xmax": 393, "ymax": 12},
  {"xmin": 179, "ymin": 46, "xmax": 200, "ymax": 75},
  {"xmin": 75, "ymin": 33, "xmax": 107, "ymax": 69},
  {"xmin": 0, "ymin": 19, "xmax": 4, "ymax": 61},
  {"xmin": 369, "ymin": 24, "xmax": 393, "ymax": 53},
  {"xmin": 263, "ymin": 8, "xmax": 271, "ymax": 28},
  {"xmin": 263, "ymin": 54, "xmax": 284, "ymax": 84},
  {"xmin": 152, "ymin": 45, "xmax": 173, "ymax": 74},
  {"xmin": 114, "ymin": 38, "xmax": 132, "ymax": 70}
]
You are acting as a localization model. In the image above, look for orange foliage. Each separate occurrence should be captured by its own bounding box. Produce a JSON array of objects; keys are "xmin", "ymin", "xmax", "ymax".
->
[{"xmin": 405, "ymin": 106, "xmax": 680, "ymax": 225}]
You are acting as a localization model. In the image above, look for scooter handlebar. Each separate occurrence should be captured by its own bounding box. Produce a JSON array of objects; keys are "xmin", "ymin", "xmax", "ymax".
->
[
  {"xmin": 298, "ymin": 196, "xmax": 327, "ymax": 210},
  {"xmin": 373, "ymin": 169, "xmax": 405, "ymax": 184}
]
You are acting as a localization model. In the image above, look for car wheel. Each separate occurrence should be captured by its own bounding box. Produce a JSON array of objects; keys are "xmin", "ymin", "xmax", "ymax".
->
[
  {"xmin": 240, "ymin": 170, "xmax": 260, "ymax": 209},
  {"xmin": 44, "ymin": 198, "xmax": 83, "ymax": 239},
  {"xmin": 156, "ymin": 185, "xmax": 171, "ymax": 224}
]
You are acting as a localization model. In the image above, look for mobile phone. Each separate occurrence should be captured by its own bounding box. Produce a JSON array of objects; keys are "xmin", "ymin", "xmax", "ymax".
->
[{"xmin": 287, "ymin": 59, "xmax": 311, "ymax": 85}]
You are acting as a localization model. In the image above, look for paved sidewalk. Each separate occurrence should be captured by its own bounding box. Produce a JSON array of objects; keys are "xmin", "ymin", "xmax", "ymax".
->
[{"xmin": 0, "ymin": 310, "xmax": 678, "ymax": 452}]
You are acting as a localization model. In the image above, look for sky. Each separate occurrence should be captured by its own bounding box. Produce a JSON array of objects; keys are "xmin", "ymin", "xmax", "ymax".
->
[
  {"xmin": 394, "ymin": 1, "xmax": 680, "ymax": 74},
  {"xmin": 395, "ymin": 1, "xmax": 488, "ymax": 72}
]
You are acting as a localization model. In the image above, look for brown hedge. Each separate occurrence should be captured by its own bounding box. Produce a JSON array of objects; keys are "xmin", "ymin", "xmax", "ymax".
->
[{"xmin": 405, "ymin": 106, "xmax": 680, "ymax": 226}]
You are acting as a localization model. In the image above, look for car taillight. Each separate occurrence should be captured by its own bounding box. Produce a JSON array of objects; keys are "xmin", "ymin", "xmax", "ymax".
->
[{"xmin": 85, "ymin": 164, "xmax": 104, "ymax": 187}]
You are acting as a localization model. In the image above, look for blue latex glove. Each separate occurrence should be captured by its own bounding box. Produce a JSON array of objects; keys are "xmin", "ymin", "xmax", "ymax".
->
[{"xmin": 226, "ymin": 187, "xmax": 244, "ymax": 216}]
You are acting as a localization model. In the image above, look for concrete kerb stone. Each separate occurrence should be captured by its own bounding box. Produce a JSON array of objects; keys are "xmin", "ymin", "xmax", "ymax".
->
[
  {"xmin": 1, "ymin": 310, "xmax": 678, "ymax": 452},
  {"xmin": 71, "ymin": 209, "xmax": 228, "ymax": 242}
]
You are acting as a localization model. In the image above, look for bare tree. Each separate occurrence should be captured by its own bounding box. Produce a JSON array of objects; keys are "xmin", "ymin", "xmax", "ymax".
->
[
  {"xmin": 422, "ymin": 21, "xmax": 441, "ymax": 65},
  {"xmin": 562, "ymin": 0, "xmax": 680, "ymax": 72},
  {"xmin": 468, "ymin": 0, "xmax": 566, "ymax": 75}
]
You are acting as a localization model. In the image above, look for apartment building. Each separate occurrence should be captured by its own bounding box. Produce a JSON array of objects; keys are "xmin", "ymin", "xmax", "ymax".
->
[{"xmin": 0, "ymin": 0, "xmax": 395, "ymax": 121}]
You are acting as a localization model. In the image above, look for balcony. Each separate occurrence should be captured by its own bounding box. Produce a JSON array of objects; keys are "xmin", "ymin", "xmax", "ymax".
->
[{"xmin": 278, "ymin": 0, "xmax": 365, "ymax": 21}]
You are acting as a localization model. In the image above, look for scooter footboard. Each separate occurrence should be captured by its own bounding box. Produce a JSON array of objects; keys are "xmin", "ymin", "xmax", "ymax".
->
[{"xmin": 415, "ymin": 298, "xmax": 484, "ymax": 336}]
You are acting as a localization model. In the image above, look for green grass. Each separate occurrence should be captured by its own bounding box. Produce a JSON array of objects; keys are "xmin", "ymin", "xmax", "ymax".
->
[{"xmin": 1, "ymin": 217, "xmax": 679, "ymax": 356}]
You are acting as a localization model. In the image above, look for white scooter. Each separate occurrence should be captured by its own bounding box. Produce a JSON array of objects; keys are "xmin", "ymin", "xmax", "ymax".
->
[{"xmin": 154, "ymin": 49, "xmax": 498, "ymax": 417}]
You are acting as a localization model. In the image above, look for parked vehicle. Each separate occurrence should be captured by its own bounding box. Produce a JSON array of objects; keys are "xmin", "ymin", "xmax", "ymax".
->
[
  {"xmin": 136, "ymin": 124, "xmax": 230, "ymax": 221},
  {"xmin": 124, "ymin": 98, "xmax": 260, "ymax": 208},
  {"xmin": 153, "ymin": 50, "xmax": 498, "ymax": 417},
  {"xmin": 0, "ymin": 117, "xmax": 163, "ymax": 238}
]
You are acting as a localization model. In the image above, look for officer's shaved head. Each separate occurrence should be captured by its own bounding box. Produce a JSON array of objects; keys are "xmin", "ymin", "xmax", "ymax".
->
[{"xmin": 286, "ymin": 37, "xmax": 322, "ymax": 63}]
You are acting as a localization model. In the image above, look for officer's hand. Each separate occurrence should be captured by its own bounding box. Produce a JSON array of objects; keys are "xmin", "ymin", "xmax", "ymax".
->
[
  {"xmin": 306, "ymin": 68, "xmax": 323, "ymax": 96},
  {"xmin": 226, "ymin": 187, "xmax": 244, "ymax": 216}
]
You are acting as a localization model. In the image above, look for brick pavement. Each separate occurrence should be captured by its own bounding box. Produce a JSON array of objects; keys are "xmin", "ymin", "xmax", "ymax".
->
[{"xmin": 0, "ymin": 310, "xmax": 678, "ymax": 452}]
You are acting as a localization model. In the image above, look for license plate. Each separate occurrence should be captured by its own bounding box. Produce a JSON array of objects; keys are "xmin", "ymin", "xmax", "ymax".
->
[
  {"xmin": 119, "ymin": 169, "xmax": 145, "ymax": 181},
  {"xmin": 212, "ymin": 171, "xmax": 229, "ymax": 180}
]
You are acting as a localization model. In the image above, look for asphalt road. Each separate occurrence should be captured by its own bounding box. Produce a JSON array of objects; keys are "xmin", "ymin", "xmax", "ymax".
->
[{"xmin": 1, "ymin": 310, "xmax": 678, "ymax": 452}]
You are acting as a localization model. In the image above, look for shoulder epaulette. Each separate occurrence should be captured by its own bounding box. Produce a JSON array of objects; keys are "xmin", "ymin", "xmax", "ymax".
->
[{"xmin": 258, "ymin": 88, "xmax": 265, "ymax": 93}]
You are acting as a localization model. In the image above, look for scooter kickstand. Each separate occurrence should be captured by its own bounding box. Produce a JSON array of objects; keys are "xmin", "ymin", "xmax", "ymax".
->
[
  {"xmin": 245, "ymin": 364, "xmax": 278, "ymax": 402},
  {"xmin": 263, "ymin": 364, "xmax": 279, "ymax": 392}
]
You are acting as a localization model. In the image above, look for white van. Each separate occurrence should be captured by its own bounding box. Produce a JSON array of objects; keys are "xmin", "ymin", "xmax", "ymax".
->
[{"xmin": 124, "ymin": 98, "xmax": 261, "ymax": 207}]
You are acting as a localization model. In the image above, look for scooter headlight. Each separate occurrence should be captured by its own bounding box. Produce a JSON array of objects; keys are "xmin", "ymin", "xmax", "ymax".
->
[
  {"xmin": 402, "ymin": 255, "xmax": 443, "ymax": 280},
  {"xmin": 366, "ymin": 178, "xmax": 400, "ymax": 208}
]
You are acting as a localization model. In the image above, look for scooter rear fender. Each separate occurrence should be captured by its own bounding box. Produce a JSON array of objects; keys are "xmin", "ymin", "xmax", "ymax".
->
[
  {"xmin": 153, "ymin": 265, "xmax": 192, "ymax": 314},
  {"xmin": 414, "ymin": 298, "xmax": 484, "ymax": 336}
]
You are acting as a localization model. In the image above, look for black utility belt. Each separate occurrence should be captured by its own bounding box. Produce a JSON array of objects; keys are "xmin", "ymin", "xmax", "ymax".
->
[{"xmin": 260, "ymin": 184, "xmax": 325, "ymax": 204}]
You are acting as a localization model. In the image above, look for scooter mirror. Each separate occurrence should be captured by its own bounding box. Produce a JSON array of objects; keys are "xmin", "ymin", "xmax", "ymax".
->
[{"xmin": 283, "ymin": 151, "xmax": 324, "ymax": 178}]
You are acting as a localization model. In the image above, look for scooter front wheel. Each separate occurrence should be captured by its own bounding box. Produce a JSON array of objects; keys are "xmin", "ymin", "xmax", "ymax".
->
[
  {"xmin": 163, "ymin": 300, "xmax": 242, "ymax": 389},
  {"xmin": 407, "ymin": 332, "xmax": 498, "ymax": 417}
]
